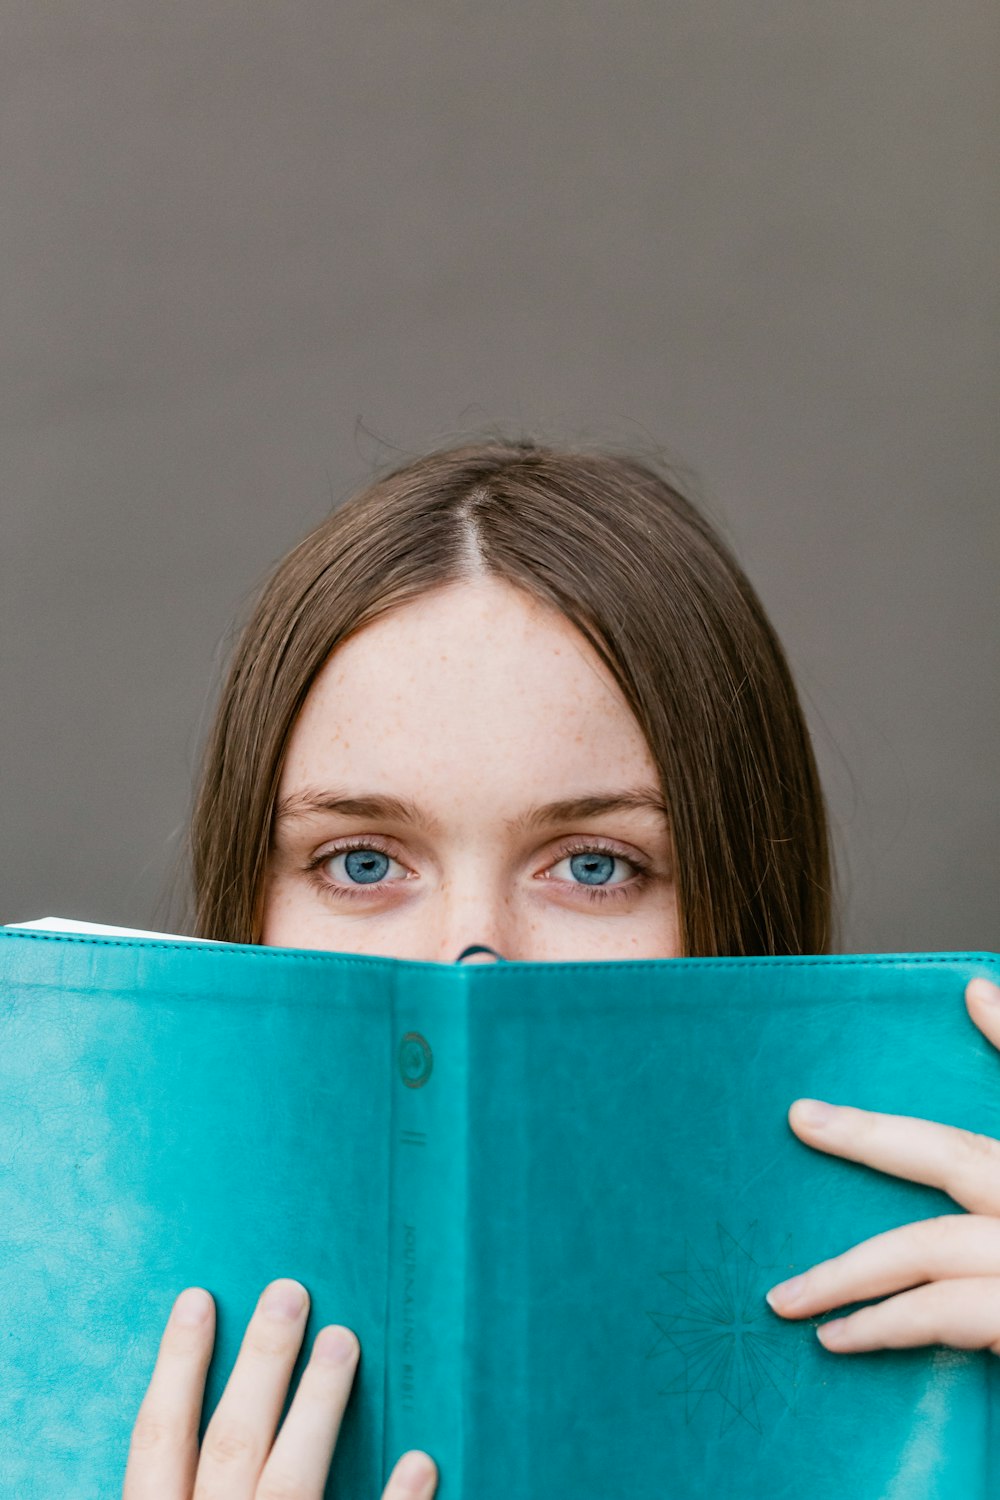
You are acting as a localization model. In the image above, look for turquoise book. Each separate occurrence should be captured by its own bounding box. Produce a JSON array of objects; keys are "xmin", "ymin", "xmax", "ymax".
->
[{"xmin": 1, "ymin": 923, "xmax": 999, "ymax": 1498}]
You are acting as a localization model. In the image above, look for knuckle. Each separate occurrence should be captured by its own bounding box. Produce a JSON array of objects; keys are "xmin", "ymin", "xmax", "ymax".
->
[
  {"xmin": 850, "ymin": 1107, "xmax": 879, "ymax": 1145},
  {"xmin": 246, "ymin": 1324, "xmax": 299, "ymax": 1360},
  {"xmin": 201, "ymin": 1418, "xmax": 260, "ymax": 1467},
  {"xmin": 952, "ymin": 1129, "xmax": 1000, "ymax": 1177},
  {"xmin": 909, "ymin": 1214, "xmax": 955, "ymax": 1263},
  {"xmin": 291, "ymin": 1361, "xmax": 352, "ymax": 1414},
  {"xmin": 919, "ymin": 1279, "xmax": 953, "ymax": 1324},
  {"xmin": 257, "ymin": 1471, "xmax": 310, "ymax": 1500},
  {"xmin": 164, "ymin": 1323, "xmax": 213, "ymax": 1360},
  {"xmin": 128, "ymin": 1409, "xmax": 177, "ymax": 1454},
  {"xmin": 966, "ymin": 1130, "xmax": 1000, "ymax": 1164}
]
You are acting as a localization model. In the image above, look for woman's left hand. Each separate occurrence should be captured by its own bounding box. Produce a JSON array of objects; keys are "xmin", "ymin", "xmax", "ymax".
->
[{"xmin": 765, "ymin": 977, "xmax": 1000, "ymax": 1356}]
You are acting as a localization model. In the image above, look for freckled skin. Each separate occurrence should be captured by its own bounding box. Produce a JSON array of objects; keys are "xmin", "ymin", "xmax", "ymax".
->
[{"xmin": 261, "ymin": 578, "xmax": 679, "ymax": 961}]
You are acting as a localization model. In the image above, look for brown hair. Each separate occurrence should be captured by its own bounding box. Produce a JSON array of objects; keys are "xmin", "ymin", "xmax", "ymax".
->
[{"xmin": 188, "ymin": 440, "xmax": 833, "ymax": 954}]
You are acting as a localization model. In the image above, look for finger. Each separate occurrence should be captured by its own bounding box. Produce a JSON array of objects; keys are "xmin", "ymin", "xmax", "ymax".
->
[
  {"xmin": 195, "ymin": 1278, "xmax": 309, "ymax": 1492},
  {"xmin": 383, "ymin": 1450, "xmax": 438, "ymax": 1498},
  {"xmin": 766, "ymin": 1213, "xmax": 1000, "ymax": 1317},
  {"xmin": 787, "ymin": 1098, "xmax": 1000, "ymax": 1216},
  {"xmin": 814, "ymin": 1276, "xmax": 1000, "ymax": 1354},
  {"xmin": 123, "ymin": 1287, "xmax": 216, "ymax": 1500},
  {"xmin": 256, "ymin": 1325, "xmax": 360, "ymax": 1499},
  {"xmin": 966, "ymin": 978, "xmax": 1000, "ymax": 1049}
]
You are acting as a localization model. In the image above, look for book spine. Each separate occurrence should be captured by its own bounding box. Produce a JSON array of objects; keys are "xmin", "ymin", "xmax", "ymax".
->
[{"xmin": 383, "ymin": 968, "xmax": 469, "ymax": 1497}]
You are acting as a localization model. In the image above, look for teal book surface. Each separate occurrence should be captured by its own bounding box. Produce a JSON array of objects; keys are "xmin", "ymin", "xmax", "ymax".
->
[{"xmin": 1, "ymin": 927, "xmax": 999, "ymax": 1498}]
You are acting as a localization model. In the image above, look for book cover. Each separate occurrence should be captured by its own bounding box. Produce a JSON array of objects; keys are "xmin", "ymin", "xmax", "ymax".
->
[{"xmin": 1, "ymin": 925, "xmax": 998, "ymax": 1498}]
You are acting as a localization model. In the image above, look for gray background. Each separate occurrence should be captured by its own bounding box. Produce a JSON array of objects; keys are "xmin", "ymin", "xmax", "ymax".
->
[{"xmin": 2, "ymin": 1, "xmax": 997, "ymax": 951}]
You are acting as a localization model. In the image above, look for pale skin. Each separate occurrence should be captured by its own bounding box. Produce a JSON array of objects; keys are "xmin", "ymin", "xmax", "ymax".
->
[{"xmin": 125, "ymin": 577, "xmax": 1000, "ymax": 1499}]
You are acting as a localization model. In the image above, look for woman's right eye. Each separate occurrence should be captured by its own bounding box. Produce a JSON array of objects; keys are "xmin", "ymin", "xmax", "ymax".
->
[{"xmin": 320, "ymin": 847, "xmax": 409, "ymax": 887}]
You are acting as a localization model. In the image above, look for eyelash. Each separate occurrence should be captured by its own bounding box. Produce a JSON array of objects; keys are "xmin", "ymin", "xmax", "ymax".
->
[
  {"xmin": 304, "ymin": 838, "xmax": 404, "ymax": 905},
  {"xmin": 544, "ymin": 838, "xmax": 651, "ymax": 905},
  {"xmin": 304, "ymin": 837, "xmax": 652, "ymax": 905}
]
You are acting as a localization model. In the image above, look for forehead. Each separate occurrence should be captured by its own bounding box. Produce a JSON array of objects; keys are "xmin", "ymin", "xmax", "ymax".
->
[{"xmin": 277, "ymin": 578, "xmax": 657, "ymax": 802}]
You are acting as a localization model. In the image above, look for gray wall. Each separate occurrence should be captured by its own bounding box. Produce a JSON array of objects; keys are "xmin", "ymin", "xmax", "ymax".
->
[{"xmin": 2, "ymin": 1, "xmax": 997, "ymax": 951}]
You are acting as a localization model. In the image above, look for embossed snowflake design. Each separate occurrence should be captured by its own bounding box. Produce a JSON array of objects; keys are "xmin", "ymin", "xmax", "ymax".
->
[{"xmin": 645, "ymin": 1222, "xmax": 806, "ymax": 1435}]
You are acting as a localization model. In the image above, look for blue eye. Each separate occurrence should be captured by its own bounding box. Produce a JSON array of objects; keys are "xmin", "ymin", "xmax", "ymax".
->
[
  {"xmin": 341, "ymin": 848, "xmax": 391, "ymax": 884},
  {"xmin": 311, "ymin": 844, "xmax": 409, "ymax": 898},
  {"xmin": 568, "ymin": 851, "xmax": 617, "ymax": 886},
  {"xmin": 544, "ymin": 848, "xmax": 639, "ymax": 890}
]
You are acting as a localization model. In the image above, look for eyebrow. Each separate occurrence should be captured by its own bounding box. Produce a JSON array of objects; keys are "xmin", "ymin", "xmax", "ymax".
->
[
  {"xmin": 511, "ymin": 791, "xmax": 669, "ymax": 832},
  {"xmin": 274, "ymin": 791, "xmax": 431, "ymax": 827},
  {"xmin": 273, "ymin": 787, "xmax": 669, "ymax": 833}
]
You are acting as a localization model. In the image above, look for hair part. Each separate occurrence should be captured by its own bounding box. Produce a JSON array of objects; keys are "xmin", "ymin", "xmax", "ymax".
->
[{"xmin": 188, "ymin": 440, "xmax": 833, "ymax": 955}]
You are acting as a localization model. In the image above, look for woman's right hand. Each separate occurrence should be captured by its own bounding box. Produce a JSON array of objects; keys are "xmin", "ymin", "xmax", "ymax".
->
[{"xmin": 123, "ymin": 1278, "xmax": 437, "ymax": 1500}]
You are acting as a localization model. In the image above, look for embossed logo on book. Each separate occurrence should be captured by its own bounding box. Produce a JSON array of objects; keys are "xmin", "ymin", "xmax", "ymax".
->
[
  {"xmin": 398, "ymin": 1031, "xmax": 434, "ymax": 1088},
  {"xmin": 645, "ymin": 1222, "xmax": 808, "ymax": 1435}
]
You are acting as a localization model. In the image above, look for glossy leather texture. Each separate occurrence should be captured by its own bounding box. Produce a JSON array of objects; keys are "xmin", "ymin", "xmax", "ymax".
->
[{"xmin": 1, "ymin": 929, "xmax": 998, "ymax": 1498}]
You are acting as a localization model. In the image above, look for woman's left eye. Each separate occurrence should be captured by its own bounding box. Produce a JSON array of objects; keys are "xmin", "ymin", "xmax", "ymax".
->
[{"xmin": 547, "ymin": 849, "xmax": 635, "ymax": 887}]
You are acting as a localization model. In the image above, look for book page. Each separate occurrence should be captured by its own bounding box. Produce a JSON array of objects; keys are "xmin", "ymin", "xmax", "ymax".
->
[{"xmin": 5, "ymin": 917, "xmax": 217, "ymax": 943}]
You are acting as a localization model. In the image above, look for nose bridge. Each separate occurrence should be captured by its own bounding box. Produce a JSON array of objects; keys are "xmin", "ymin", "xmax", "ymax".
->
[{"xmin": 431, "ymin": 864, "xmax": 514, "ymax": 964}]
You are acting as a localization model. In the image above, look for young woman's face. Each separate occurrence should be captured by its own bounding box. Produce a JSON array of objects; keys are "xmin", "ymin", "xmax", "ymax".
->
[{"xmin": 261, "ymin": 578, "xmax": 680, "ymax": 961}]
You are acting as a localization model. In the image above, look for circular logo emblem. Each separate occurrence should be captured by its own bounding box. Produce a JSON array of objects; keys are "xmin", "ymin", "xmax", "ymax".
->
[{"xmin": 398, "ymin": 1031, "xmax": 434, "ymax": 1088}]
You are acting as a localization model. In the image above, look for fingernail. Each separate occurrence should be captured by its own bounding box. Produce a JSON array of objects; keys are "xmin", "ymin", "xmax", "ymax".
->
[
  {"xmin": 766, "ymin": 1274, "xmax": 806, "ymax": 1311},
  {"xmin": 794, "ymin": 1098, "xmax": 836, "ymax": 1128},
  {"xmin": 173, "ymin": 1287, "xmax": 212, "ymax": 1327},
  {"xmin": 818, "ymin": 1318, "xmax": 847, "ymax": 1347},
  {"xmin": 396, "ymin": 1450, "xmax": 436, "ymax": 1494},
  {"xmin": 315, "ymin": 1325, "xmax": 359, "ymax": 1365},
  {"xmin": 969, "ymin": 978, "xmax": 1000, "ymax": 1005},
  {"xmin": 263, "ymin": 1279, "xmax": 307, "ymax": 1321}
]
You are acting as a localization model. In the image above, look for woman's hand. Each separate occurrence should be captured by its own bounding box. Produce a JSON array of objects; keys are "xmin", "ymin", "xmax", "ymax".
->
[
  {"xmin": 766, "ymin": 977, "xmax": 1000, "ymax": 1356},
  {"xmin": 123, "ymin": 1278, "xmax": 437, "ymax": 1500}
]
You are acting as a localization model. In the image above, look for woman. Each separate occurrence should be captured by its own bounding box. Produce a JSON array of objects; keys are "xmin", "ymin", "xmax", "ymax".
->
[{"xmin": 122, "ymin": 440, "xmax": 1000, "ymax": 1500}]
